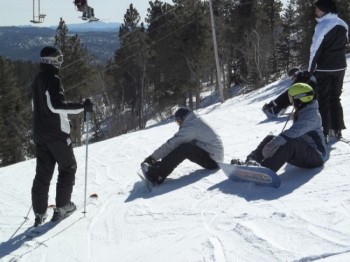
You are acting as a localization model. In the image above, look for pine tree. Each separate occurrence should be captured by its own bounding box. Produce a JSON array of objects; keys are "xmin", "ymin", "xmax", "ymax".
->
[
  {"xmin": 112, "ymin": 4, "xmax": 149, "ymax": 129},
  {"xmin": 147, "ymin": 0, "xmax": 212, "ymax": 109},
  {"xmin": 261, "ymin": 0, "xmax": 283, "ymax": 80},
  {"xmin": 294, "ymin": 0, "xmax": 316, "ymax": 67},
  {"xmin": 278, "ymin": 0, "xmax": 301, "ymax": 72},
  {"xmin": 146, "ymin": 0, "xmax": 179, "ymax": 113},
  {"xmin": 0, "ymin": 57, "xmax": 25, "ymax": 166},
  {"xmin": 54, "ymin": 18, "xmax": 99, "ymax": 145}
]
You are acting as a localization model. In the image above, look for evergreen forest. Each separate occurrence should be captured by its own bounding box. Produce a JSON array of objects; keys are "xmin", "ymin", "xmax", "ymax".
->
[{"xmin": 0, "ymin": 0, "xmax": 349, "ymax": 166}]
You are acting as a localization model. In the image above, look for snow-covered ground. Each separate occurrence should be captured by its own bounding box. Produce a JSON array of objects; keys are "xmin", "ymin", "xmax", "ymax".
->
[{"xmin": 1, "ymin": 57, "xmax": 350, "ymax": 261}]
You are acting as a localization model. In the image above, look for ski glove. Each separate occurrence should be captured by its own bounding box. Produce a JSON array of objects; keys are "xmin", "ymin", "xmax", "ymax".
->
[
  {"xmin": 84, "ymin": 98, "xmax": 94, "ymax": 113},
  {"xmin": 143, "ymin": 156, "xmax": 156, "ymax": 166},
  {"xmin": 262, "ymin": 135, "xmax": 287, "ymax": 159}
]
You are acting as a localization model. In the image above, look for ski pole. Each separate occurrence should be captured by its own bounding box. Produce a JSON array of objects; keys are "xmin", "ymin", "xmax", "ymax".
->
[
  {"xmin": 8, "ymin": 204, "xmax": 32, "ymax": 240},
  {"xmin": 83, "ymin": 112, "xmax": 90, "ymax": 217},
  {"xmin": 281, "ymin": 108, "xmax": 294, "ymax": 132}
]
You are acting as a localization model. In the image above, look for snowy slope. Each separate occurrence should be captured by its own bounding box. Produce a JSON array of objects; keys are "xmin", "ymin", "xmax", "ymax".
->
[{"xmin": 1, "ymin": 57, "xmax": 350, "ymax": 262}]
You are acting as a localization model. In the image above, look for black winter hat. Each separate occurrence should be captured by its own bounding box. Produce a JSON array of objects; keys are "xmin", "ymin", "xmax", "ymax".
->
[
  {"xmin": 40, "ymin": 46, "xmax": 62, "ymax": 57},
  {"xmin": 174, "ymin": 107, "xmax": 190, "ymax": 121},
  {"xmin": 314, "ymin": 0, "xmax": 337, "ymax": 14}
]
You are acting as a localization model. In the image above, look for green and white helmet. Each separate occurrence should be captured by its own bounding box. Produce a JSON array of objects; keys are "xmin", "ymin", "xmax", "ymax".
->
[{"xmin": 288, "ymin": 83, "xmax": 315, "ymax": 108}]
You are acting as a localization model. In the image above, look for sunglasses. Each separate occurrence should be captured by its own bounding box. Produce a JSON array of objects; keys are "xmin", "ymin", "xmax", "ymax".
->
[
  {"xmin": 41, "ymin": 55, "xmax": 64, "ymax": 64},
  {"xmin": 289, "ymin": 90, "xmax": 314, "ymax": 104}
]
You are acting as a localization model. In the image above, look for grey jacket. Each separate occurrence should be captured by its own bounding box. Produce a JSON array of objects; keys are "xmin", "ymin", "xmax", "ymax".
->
[
  {"xmin": 273, "ymin": 100, "xmax": 327, "ymax": 158},
  {"xmin": 151, "ymin": 111, "xmax": 224, "ymax": 162}
]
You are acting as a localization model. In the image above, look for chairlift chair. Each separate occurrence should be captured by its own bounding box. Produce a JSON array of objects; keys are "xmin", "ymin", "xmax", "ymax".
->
[{"xmin": 30, "ymin": 0, "xmax": 46, "ymax": 23}]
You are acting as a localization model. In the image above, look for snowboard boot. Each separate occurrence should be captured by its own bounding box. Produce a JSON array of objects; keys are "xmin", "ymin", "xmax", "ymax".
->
[
  {"xmin": 231, "ymin": 158, "xmax": 260, "ymax": 167},
  {"xmin": 51, "ymin": 202, "xmax": 76, "ymax": 222},
  {"xmin": 34, "ymin": 213, "xmax": 48, "ymax": 227},
  {"xmin": 262, "ymin": 100, "xmax": 283, "ymax": 119},
  {"xmin": 141, "ymin": 163, "xmax": 166, "ymax": 185},
  {"xmin": 245, "ymin": 159, "xmax": 260, "ymax": 167},
  {"xmin": 141, "ymin": 163, "xmax": 158, "ymax": 185},
  {"xmin": 230, "ymin": 159, "xmax": 244, "ymax": 165}
]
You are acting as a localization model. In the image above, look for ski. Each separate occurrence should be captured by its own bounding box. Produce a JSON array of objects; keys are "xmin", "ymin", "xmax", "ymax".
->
[
  {"xmin": 25, "ymin": 194, "xmax": 97, "ymax": 239},
  {"xmin": 327, "ymin": 136, "xmax": 350, "ymax": 145},
  {"xmin": 25, "ymin": 221, "xmax": 58, "ymax": 239},
  {"xmin": 26, "ymin": 207, "xmax": 77, "ymax": 238},
  {"xmin": 339, "ymin": 137, "xmax": 350, "ymax": 145}
]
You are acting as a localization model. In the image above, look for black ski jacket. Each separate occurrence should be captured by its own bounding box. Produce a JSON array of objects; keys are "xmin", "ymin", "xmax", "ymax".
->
[
  {"xmin": 308, "ymin": 13, "xmax": 348, "ymax": 73},
  {"xmin": 32, "ymin": 64, "xmax": 84, "ymax": 143}
]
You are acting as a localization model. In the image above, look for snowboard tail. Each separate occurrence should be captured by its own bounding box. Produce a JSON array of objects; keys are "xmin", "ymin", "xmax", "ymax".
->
[{"xmin": 219, "ymin": 162, "xmax": 281, "ymax": 188}]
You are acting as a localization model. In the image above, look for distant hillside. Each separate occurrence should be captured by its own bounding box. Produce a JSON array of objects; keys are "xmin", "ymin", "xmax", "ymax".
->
[{"xmin": 0, "ymin": 22, "xmax": 120, "ymax": 64}]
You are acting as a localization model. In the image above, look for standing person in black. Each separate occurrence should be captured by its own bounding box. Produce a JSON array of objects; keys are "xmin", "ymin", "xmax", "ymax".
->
[
  {"xmin": 31, "ymin": 46, "xmax": 93, "ymax": 227},
  {"xmin": 263, "ymin": 0, "xmax": 348, "ymax": 143},
  {"xmin": 309, "ymin": 0, "xmax": 348, "ymax": 141}
]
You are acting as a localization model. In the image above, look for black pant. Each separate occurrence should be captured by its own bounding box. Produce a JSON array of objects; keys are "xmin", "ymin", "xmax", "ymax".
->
[
  {"xmin": 314, "ymin": 71, "xmax": 346, "ymax": 135},
  {"xmin": 273, "ymin": 71, "xmax": 346, "ymax": 136},
  {"xmin": 148, "ymin": 143, "xmax": 218, "ymax": 181},
  {"xmin": 249, "ymin": 135, "xmax": 324, "ymax": 172},
  {"xmin": 274, "ymin": 89, "xmax": 290, "ymax": 109},
  {"xmin": 32, "ymin": 139, "xmax": 77, "ymax": 214}
]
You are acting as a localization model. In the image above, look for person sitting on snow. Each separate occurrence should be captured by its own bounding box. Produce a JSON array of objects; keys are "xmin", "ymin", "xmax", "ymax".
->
[
  {"xmin": 232, "ymin": 83, "xmax": 326, "ymax": 173},
  {"xmin": 262, "ymin": 67, "xmax": 317, "ymax": 119},
  {"xmin": 141, "ymin": 107, "xmax": 224, "ymax": 185}
]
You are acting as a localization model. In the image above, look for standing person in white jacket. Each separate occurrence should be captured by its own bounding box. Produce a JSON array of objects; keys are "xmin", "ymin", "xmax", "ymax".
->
[
  {"xmin": 141, "ymin": 107, "xmax": 224, "ymax": 185},
  {"xmin": 310, "ymin": 0, "xmax": 348, "ymax": 141}
]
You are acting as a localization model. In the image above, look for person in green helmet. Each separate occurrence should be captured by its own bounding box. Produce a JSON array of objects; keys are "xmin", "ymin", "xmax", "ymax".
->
[{"xmin": 231, "ymin": 83, "xmax": 327, "ymax": 173}]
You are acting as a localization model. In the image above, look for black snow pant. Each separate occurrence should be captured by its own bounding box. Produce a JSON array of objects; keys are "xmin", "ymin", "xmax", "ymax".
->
[
  {"xmin": 32, "ymin": 139, "xmax": 77, "ymax": 214},
  {"xmin": 147, "ymin": 143, "xmax": 219, "ymax": 183},
  {"xmin": 248, "ymin": 135, "xmax": 324, "ymax": 172},
  {"xmin": 314, "ymin": 70, "xmax": 346, "ymax": 136},
  {"xmin": 272, "ymin": 70, "xmax": 346, "ymax": 136},
  {"xmin": 274, "ymin": 89, "xmax": 290, "ymax": 109}
]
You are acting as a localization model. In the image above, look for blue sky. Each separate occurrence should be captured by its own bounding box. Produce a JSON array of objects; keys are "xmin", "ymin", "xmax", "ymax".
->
[{"xmin": 1, "ymin": 0, "xmax": 173, "ymax": 26}]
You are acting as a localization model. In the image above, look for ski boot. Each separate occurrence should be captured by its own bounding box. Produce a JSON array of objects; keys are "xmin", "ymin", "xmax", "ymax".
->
[
  {"xmin": 51, "ymin": 202, "xmax": 76, "ymax": 222},
  {"xmin": 34, "ymin": 213, "xmax": 48, "ymax": 227},
  {"xmin": 262, "ymin": 100, "xmax": 283, "ymax": 119}
]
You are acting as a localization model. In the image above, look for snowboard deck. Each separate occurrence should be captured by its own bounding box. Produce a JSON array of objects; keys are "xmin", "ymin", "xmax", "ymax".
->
[{"xmin": 219, "ymin": 162, "xmax": 281, "ymax": 188}]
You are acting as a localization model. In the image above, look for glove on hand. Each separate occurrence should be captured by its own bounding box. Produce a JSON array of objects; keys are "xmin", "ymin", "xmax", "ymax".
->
[
  {"xmin": 84, "ymin": 98, "xmax": 94, "ymax": 113},
  {"xmin": 262, "ymin": 135, "xmax": 287, "ymax": 159},
  {"xmin": 143, "ymin": 156, "xmax": 156, "ymax": 166},
  {"xmin": 297, "ymin": 70, "xmax": 315, "ymax": 83}
]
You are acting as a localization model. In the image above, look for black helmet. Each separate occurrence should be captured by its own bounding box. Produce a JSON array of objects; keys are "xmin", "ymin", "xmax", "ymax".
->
[
  {"xmin": 174, "ymin": 107, "xmax": 190, "ymax": 124},
  {"xmin": 40, "ymin": 46, "xmax": 63, "ymax": 69}
]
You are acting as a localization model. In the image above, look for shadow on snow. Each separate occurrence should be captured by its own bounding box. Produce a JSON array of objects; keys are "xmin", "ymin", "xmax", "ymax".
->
[
  {"xmin": 208, "ymin": 165, "xmax": 323, "ymax": 201},
  {"xmin": 125, "ymin": 169, "xmax": 217, "ymax": 202}
]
